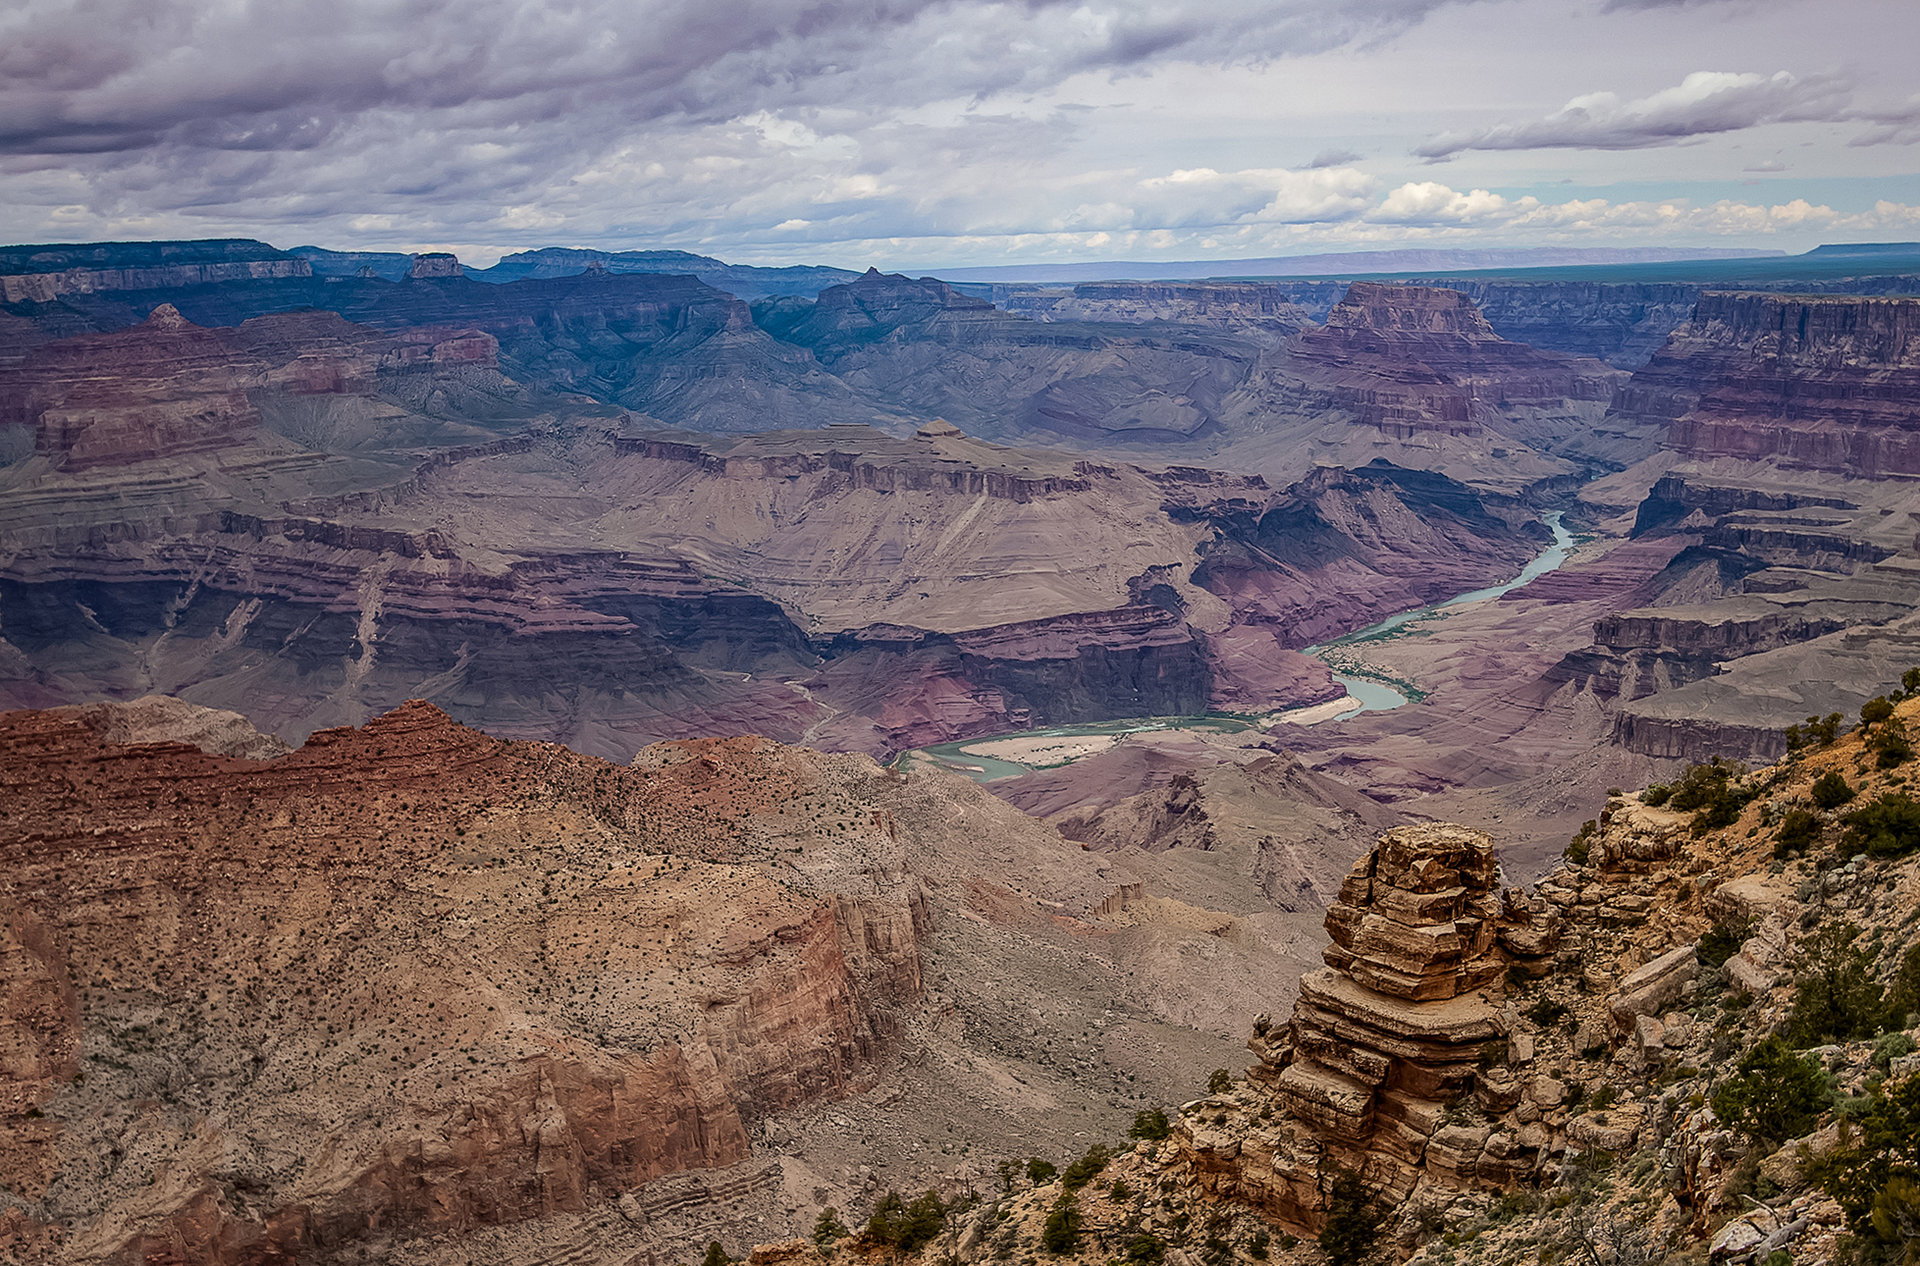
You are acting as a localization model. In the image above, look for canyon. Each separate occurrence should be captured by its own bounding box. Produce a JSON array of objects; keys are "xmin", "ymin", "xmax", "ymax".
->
[{"xmin": 8, "ymin": 236, "xmax": 1920, "ymax": 1266}]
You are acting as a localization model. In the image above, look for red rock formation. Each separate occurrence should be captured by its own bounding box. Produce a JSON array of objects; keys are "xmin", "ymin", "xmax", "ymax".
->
[
  {"xmin": 0, "ymin": 306, "xmax": 499, "ymax": 470},
  {"xmin": 0, "ymin": 701, "xmax": 930, "ymax": 1264},
  {"xmin": 1620, "ymin": 291, "xmax": 1920, "ymax": 476},
  {"xmin": 1277, "ymin": 283, "xmax": 1623, "ymax": 437}
]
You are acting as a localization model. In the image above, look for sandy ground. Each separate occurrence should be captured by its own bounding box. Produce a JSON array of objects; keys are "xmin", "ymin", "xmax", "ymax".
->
[
  {"xmin": 1266, "ymin": 696, "xmax": 1359, "ymax": 727},
  {"xmin": 959, "ymin": 733, "xmax": 1120, "ymax": 765}
]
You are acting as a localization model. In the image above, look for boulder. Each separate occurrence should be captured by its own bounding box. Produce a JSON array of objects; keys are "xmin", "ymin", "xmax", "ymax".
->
[{"xmin": 1609, "ymin": 944, "xmax": 1699, "ymax": 1030}]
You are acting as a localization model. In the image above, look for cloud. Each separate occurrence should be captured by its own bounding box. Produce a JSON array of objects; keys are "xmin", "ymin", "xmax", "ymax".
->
[
  {"xmin": 1414, "ymin": 70, "xmax": 1853, "ymax": 158},
  {"xmin": 1305, "ymin": 148, "xmax": 1363, "ymax": 169}
]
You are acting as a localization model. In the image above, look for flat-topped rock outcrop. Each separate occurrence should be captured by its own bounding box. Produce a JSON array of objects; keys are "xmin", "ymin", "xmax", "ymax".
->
[{"xmin": 1173, "ymin": 823, "xmax": 1562, "ymax": 1229}]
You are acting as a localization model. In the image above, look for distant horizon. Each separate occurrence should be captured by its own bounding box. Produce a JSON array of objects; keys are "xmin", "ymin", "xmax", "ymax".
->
[{"xmin": 4, "ymin": 0, "xmax": 1917, "ymax": 272}]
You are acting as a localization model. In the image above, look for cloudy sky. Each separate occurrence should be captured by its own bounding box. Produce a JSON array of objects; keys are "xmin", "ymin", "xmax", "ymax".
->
[{"xmin": 1, "ymin": 0, "xmax": 1916, "ymax": 268}]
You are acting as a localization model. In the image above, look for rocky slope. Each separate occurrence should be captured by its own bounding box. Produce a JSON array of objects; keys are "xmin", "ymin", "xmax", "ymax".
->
[
  {"xmin": 784, "ymin": 695, "xmax": 1920, "ymax": 1266},
  {"xmin": 0, "ymin": 696, "xmax": 1342, "ymax": 1265}
]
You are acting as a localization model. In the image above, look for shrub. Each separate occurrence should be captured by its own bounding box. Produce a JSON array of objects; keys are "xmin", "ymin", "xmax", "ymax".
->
[
  {"xmin": 1809, "ymin": 1074, "xmax": 1920, "ymax": 1259},
  {"xmin": 813, "ymin": 1208, "xmax": 849, "ymax": 1247},
  {"xmin": 1524, "ymin": 998, "xmax": 1569, "ymax": 1027},
  {"xmin": 1061, "ymin": 1145, "xmax": 1110, "ymax": 1192},
  {"xmin": 1207, "ymin": 1068, "xmax": 1233, "ymax": 1094},
  {"xmin": 1845, "ymin": 793, "xmax": 1920, "ymax": 859},
  {"xmin": 1873, "ymin": 717, "xmax": 1915, "ymax": 769},
  {"xmin": 1566, "ymin": 819, "xmax": 1596, "ymax": 863},
  {"xmin": 1319, "ymin": 1171, "xmax": 1381, "ymax": 1266},
  {"xmin": 1873, "ymin": 1032, "xmax": 1917, "ymax": 1071},
  {"xmin": 1129, "ymin": 1107, "xmax": 1171, "ymax": 1141},
  {"xmin": 1786, "ymin": 923, "xmax": 1890, "ymax": 1045},
  {"xmin": 867, "ymin": 1191, "xmax": 946, "ymax": 1253},
  {"xmin": 703, "ymin": 1243, "xmax": 731, "ymax": 1266},
  {"xmin": 1713, "ymin": 1036, "xmax": 1832, "ymax": 1145},
  {"xmin": 1774, "ymin": 808, "xmax": 1821, "ymax": 856},
  {"xmin": 1124, "ymin": 1234, "xmax": 1165, "ymax": 1265},
  {"xmin": 1109, "ymin": 1178, "xmax": 1134, "ymax": 1202},
  {"xmin": 1249, "ymin": 1230, "xmax": 1271, "ymax": 1260},
  {"xmin": 1027, "ymin": 1158, "xmax": 1057, "ymax": 1185},
  {"xmin": 1699, "ymin": 919, "xmax": 1753, "ymax": 968},
  {"xmin": 1862, "ymin": 696, "xmax": 1896, "ymax": 727},
  {"xmin": 1041, "ymin": 1196, "xmax": 1080, "ymax": 1254},
  {"xmin": 1886, "ymin": 943, "xmax": 1920, "ymax": 1027},
  {"xmin": 1642, "ymin": 782, "xmax": 1673, "ymax": 807},
  {"xmin": 1812, "ymin": 771, "xmax": 1857, "ymax": 810}
]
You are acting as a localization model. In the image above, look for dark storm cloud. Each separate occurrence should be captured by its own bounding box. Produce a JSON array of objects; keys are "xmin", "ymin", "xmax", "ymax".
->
[
  {"xmin": 0, "ymin": 0, "xmax": 1464, "ymax": 248},
  {"xmin": 1414, "ymin": 71, "xmax": 1856, "ymax": 159},
  {"xmin": 0, "ymin": 0, "xmax": 1455, "ymax": 157}
]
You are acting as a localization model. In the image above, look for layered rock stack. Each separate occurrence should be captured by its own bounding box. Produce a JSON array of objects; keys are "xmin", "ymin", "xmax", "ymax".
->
[{"xmin": 1179, "ymin": 824, "xmax": 1562, "ymax": 1229}]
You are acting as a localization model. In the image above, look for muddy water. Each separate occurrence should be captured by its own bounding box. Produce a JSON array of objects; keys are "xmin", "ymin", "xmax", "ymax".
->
[{"xmin": 903, "ymin": 512, "xmax": 1576, "ymax": 781}]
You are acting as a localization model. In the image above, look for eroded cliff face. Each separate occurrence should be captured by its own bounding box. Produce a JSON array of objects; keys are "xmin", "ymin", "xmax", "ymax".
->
[
  {"xmin": 0, "ymin": 349, "xmax": 1548, "ymax": 759},
  {"xmin": 1619, "ymin": 291, "xmax": 1920, "ymax": 477},
  {"xmin": 1548, "ymin": 292, "xmax": 1920, "ymax": 763},
  {"xmin": 0, "ymin": 304, "xmax": 519, "ymax": 471},
  {"xmin": 0, "ymin": 701, "xmax": 940, "ymax": 1264}
]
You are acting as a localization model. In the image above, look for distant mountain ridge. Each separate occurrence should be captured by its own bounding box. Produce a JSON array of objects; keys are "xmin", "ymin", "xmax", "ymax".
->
[{"xmin": 926, "ymin": 246, "xmax": 1785, "ymax": 284}]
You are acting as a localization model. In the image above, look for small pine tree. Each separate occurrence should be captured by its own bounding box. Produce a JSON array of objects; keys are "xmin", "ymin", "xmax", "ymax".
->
[
  {"xmin": 1041, "ymin": 1195, "xmax": 1080, "ymax": 1254},
  {"xmin": 813, "ymin": 1208, "xmax": 849, "ymax": 1248},
  {"xmin": 1713, "ymin": 1036, "xmax": 1832, "ymax": 1144},
  {"xmin": 1319, "ymin": 1171, "xmax": 1380, "ymax": 1266},
  {"xmin": 1863, "ymin": 696, "xmax": 1896, "ymax": 727},
  {"xmin": 703, "ymin": 1242, "xmax": 730, "ymax": 1266}
]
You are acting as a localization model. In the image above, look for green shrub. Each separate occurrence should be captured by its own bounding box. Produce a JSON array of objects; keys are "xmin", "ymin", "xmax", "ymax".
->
[
  {"xmin": 1862, "ymin": 697, "xmax": 1896, "ymax": 727},
  {"xmin": 1027, "ymin": 1158, "xmax": 1057, "ymax": 1185},
  {"xmin": 1061, "ymin": 1145, "xmax": 1110, "ymax": 1192},
  {"xmin": 1041, "ymin": 1196, "xmax": 1080, "ymax": 1254},
  {"xmin": 1319, "ymin": 1171, "xmax": 1380, "ymax": 1266},
  {"xmin": 1873, "ymin": 1032, "xmax": 1917, "ymax": 1071},
  {"xmin": 813, "ymin": 1208, "xmax": 849, "ymax": 1247},
  {"xmin": 1774, "ymin": 808, "xmax": 1821, "ymax": 856},
  {"xmin": 1713, "ymin": 1036, "xmax": 1833, "ymax": 1145},
  {"xmin": 1699, "ymin": 919, "xmax": 1753, "ymax": 968},
  {"xmin": 1248, "ymin": 1230, "xmax": 1270, "ymax": 1260},
  {"xmin": 1787, "ymin": 923, "xmax": 1890, "ymax": 1045},
  {"xmin": 1844, "ymin": 793, "xmax": 1920, "ymax": 859},
  {"xmin": 1129, "ymin": 1107, "xmax": 1171, "ymax": 1141},
  {"xmin": 1124, "ymin": 1233, "xmax": 1165, "ymax": 1265},
  {"xmin": 1812, "ymin": 770, "xmax": 1857, "ymax": 810},
  {"xmin": 1207, "ymin": 1068, "xmax": 1233, "ymax": 1094},
  {"xmin": 866, "ymin": 1191, "xmax": 946, "ymax": 1253},
  {"xmin": 1874, "ymin": 717, "xmax": 1916, "ymax": 769},
  {"xmin": 1642, "ymin": 782, "xmax": 1673, "ymax": 807},
  {"xmin": 1108, "ymin": 1178, "xmax": 1134, "ymax": 1202},
  {"xmin": 1888, "ymin": 943, "xmax": 1920, "ymax": 1026},
  {"xmin": 1524, "ymin": 999, "xmax": 1569, "ymax": 1026},
  {"xmin": 703, "ymin": 1242, "xmax": 731, "ymax": 1266},
  {"xmin": 1809, "ymin": 1074, "xmax": 1920, "ymax": 1259},
  {"xmin": 1566, "ymin": 818, "xmax": 1597, "ymax": 863}
]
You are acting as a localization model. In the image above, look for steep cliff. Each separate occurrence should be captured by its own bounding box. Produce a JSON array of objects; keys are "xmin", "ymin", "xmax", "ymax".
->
[{"xmin": 1618, "ymin": 291, "xmax": 1920, "ymax": 477}]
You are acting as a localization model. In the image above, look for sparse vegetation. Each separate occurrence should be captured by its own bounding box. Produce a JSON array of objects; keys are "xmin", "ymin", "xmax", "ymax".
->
[
  {"xmin": 1318, "ymin": 1170, "xmax": 1380, "ymax": 1266},
  {"xmin": 1129, "ymin": 1107, "xmax": 1171, "ymax": 1141},
  {"xmin": 1813, "ymin": 769, "xmax": 1858, "ymax": 809},
  {"xmin": 866, "ymin": 1191, "xmax": 947, "ymax": 1253},
  {"xmin": 1040, "ymin": 1195, "xmax": 1080, "ymax": 1254},
  {"xmin": 1712, "ymin": 1036, "xmax": 1832, "ymax": 1145},
  {"xmin": 1207, "ymin": 1068, "xmax": 1233, "ymax": 1094},
  {"xmin": 1845, "ymin": 792, "xmax": 1920, "ymax": 859},
  {"xmin": 1786, "ymin": 922, "xmax": 1890, "ymax": 1044},
  {"xmin": 1810, "ymin": 1074, "xmax": 1920, "ymax": 1262},
  {"xmin": 1698, "ymin": 919, "xmax": 1753, "ymax": 968},
  {"xmin": 1061, "ymin": 1144, "xmax": 1110, "ymax": 1192}
]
